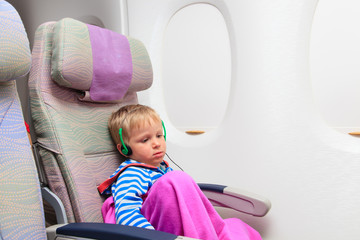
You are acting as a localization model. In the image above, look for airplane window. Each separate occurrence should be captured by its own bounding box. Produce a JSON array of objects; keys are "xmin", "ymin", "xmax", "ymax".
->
[
  {"xmin": 162, "ymin": 3, "xmax": 231, "ymax": 134},
  {"xmin": 310, "ymin": 0, "xmax": 360, "ymax": 134}
]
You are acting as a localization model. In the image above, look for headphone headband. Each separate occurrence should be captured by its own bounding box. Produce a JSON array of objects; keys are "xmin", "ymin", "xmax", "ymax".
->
[{"xmin": 162, "ymin": 120, "xmax": 166, "ymax": 141}]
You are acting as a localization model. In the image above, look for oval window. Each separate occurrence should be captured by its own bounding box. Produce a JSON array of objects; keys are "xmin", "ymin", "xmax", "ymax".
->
[
  {"xmin": 162, "ymin": 3, "xmax": 231, "ymax": 133},
  {"xmin": 311, "ymin": 0, "xmax": 360, "ymax": 133}
]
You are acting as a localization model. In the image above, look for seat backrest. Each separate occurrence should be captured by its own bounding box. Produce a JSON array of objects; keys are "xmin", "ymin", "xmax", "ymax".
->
[
  {"xmin": 0, "ymin": 1, "xmax": 46, "ymax": 239},
  {"xmin": 28, "ymin": 18, "xmax": 153, "ymax": 223}
]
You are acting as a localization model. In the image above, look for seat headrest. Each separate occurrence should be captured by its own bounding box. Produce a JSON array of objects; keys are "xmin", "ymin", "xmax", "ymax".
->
[
  {"xmin": 51, "ymin": 18, "xmax": 153, "ymax": 103},
  {"xmin": 0, "ymin": 1, "xmax": 31, "ymax": 82}
]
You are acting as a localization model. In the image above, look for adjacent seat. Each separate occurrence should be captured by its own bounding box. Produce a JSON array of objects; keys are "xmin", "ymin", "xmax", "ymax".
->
[{"xmin": 0, "ymin": 1, "xmax": 46, "ymax": 239}]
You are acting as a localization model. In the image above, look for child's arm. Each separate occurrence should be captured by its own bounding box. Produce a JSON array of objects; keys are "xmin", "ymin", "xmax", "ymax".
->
[{"xmin": 112, "ymin": 167, "xmax": 154, "ymax": 229}]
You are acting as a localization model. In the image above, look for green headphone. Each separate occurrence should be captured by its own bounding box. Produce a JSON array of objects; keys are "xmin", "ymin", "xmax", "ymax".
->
[{"xmin": 119, "ymin": 120, "xmax": 166, "ymax": 156}]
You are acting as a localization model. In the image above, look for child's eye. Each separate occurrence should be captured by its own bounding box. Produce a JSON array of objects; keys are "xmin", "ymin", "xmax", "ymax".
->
[
  {"xmin": 157, "ymin": 134, "xmax": 163, "ymax": 138},
  {"xmin": 142, "ymin": 138, "xmax": 148, "ymax": 143}
]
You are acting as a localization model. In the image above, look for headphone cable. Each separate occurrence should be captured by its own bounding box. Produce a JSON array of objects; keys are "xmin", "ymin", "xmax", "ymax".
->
[{"xmin": 165, "ymin": 153, "xmax": 184, "ymax": 171}]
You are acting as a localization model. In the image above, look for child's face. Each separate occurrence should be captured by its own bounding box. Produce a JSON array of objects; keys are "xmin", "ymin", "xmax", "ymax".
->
[{"xmin": 125, "ymin": 120, "xmax": 166, "ymax": 167}]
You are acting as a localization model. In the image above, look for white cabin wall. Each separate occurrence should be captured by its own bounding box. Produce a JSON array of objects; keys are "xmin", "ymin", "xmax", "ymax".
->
[{"xmin": 127, "ymin": 0, "xmax": 360, "ymax": 239}]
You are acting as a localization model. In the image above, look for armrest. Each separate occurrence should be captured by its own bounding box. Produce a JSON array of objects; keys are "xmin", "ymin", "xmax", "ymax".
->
[
  {"xmin": 198, "ymin": 183, "xmax": 271, "ymax": 217},
  {"xmin": 55, "ymin": 222, "xmax": 197, "ymax": 240}
]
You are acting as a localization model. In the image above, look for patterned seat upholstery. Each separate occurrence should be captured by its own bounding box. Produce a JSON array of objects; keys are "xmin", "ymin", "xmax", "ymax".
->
[
  {"xmin": 0, "ymin": 1, "xmax": 46, "ymax": 239},
  {"xmin": 28, "ymin": 18, "xmax": 153, "ymax": 223}
]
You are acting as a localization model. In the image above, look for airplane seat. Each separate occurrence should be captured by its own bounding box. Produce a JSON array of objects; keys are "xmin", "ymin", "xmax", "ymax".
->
[
  {"xmin": 28, "ymin": 17, "xmax": 270, "ymax": 239},
  {"xmin": 28, "ymin": 17, "xmax": 152, "ymax": 224},
  {"xmin": 0, "ymin": 1, "xmax": 47, "ymax": 239}
]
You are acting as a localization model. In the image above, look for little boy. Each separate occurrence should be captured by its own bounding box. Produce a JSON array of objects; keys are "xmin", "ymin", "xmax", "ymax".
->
[{"xmin": 101, "ymin": 104, "xmax": 173, "ymax": 229}]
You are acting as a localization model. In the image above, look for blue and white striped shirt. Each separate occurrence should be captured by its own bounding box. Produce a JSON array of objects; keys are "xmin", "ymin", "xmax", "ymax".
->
[{"xmin": 110, "ymin": 159, "xmax": 173, "ymax": 229}]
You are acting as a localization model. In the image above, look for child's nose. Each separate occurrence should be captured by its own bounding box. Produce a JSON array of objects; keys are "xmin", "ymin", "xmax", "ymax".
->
[{"xmin": 152, "ymin": 139, "xmax": 160, "ymax": 148}]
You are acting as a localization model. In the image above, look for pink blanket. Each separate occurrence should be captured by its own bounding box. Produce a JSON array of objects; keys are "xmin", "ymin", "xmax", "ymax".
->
[{"xmin": 102, "ymin": 171, "xmax": 261, "ymax": 240}]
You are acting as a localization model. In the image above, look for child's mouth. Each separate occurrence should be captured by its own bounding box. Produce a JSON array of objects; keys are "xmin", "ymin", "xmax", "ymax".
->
[{"xmin": 153, "ymin": 151, "xmax": 164, "ymax": 157}]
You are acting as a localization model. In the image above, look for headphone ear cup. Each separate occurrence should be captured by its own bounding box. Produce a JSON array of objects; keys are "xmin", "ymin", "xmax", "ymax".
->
[
  {"xmin": 121, "ymin": 145, "xmax": 132, "ymax": 156},
  {"xmin": 126, "ymin": 146, "xmax": 132, "ymax": 156}
]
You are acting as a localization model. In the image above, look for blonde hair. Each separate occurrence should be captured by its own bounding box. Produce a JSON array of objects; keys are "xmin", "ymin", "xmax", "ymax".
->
[{"xmin": 108, "ymin": 104, "xmax": 162, "ymax": 146}]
